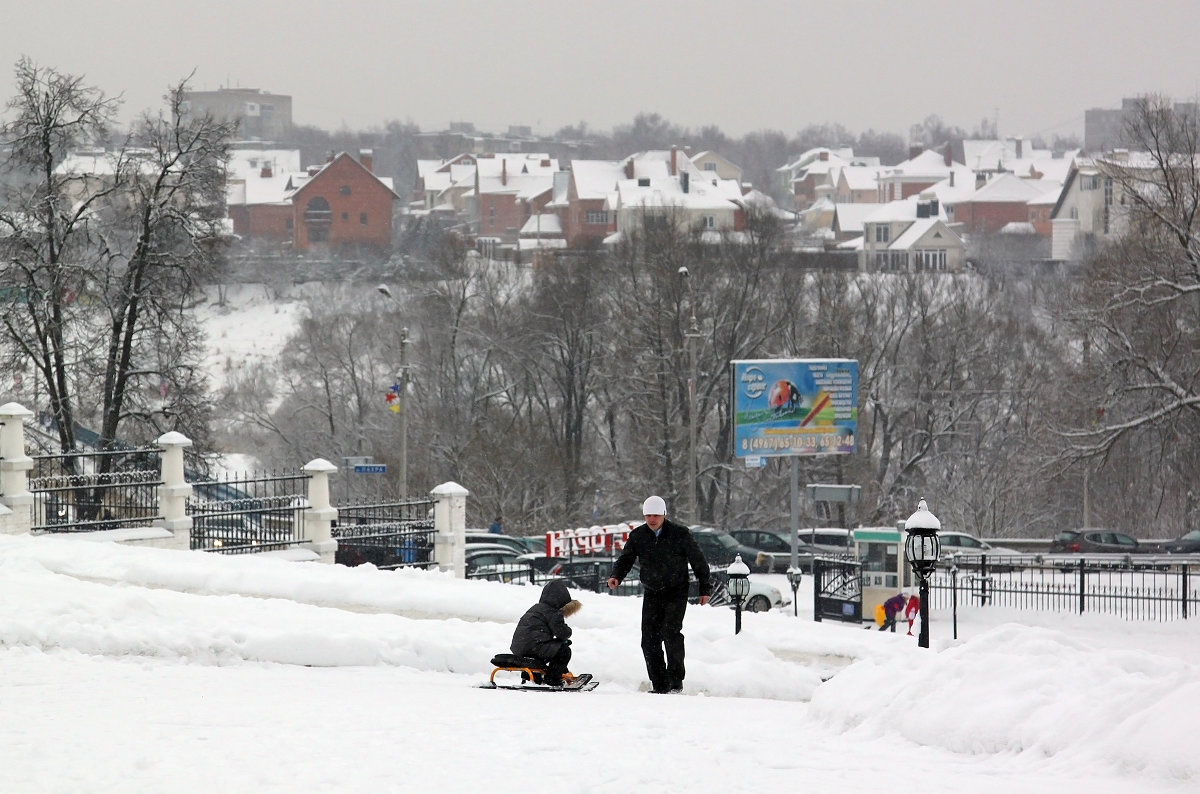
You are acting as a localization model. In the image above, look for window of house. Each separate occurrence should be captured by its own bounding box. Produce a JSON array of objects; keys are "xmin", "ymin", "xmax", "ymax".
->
[
  {"xmin": 874, "ymin": 224, "xmax": 890, "ymax": 243},
  {"xmin": 360, "ymin": 213, "xmax": 368, "ymax": 225},
  {"xmin": 703, "ymin": 163, "xmax": 717, "ymax": 171},
  {"xmin": 644, "ymin": 214, "xmax": 668, "ymax": 231},
  {"xmin": 488, "ymin": 203, "xmax": 496, "ymax": 227},
  {"xmin": 701, "ymin": 215, "xmax": 715, "ymax": 229},
  {"xmin": 340, "ymin": 185, "xmax": 351, "ymax": 195},
  {"xmin": 341, "ymin": 212, "xmax": 349, "ymax": 221},
  {"xmin": 875, "ymin": 252, "xmax": 888, "ymax": 270},
  {"xmin": 1080, "ymin": 175, "xmax": 1098, "ymax": 190},
  {"xmin": 585, "ymin": 210, "xmax": 608, "ymax": 225}
]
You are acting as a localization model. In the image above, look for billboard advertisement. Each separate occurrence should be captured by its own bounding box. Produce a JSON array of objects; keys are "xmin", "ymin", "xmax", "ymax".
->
[{"xmin": 731, "ymin": 358, "xmax": 858, "ymax": 458}]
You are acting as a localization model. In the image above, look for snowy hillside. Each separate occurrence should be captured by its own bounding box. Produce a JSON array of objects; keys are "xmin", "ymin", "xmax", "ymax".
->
[{"xmin": 1, "ymin": 532, "xmax": 1196, "ymax": 793}]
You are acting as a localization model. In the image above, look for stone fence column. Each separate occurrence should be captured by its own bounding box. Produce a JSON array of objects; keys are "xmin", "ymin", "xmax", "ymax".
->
[
  {"xmin": 155, "ymin": 431, "xmax": 193, "ymax": 550},
  {"xmin": 432, "ymin": 481, "xmax": 468, "ymax": 577},
  {"xmin": 302, "ymin": 458, "xmax": 338, "ymax": 563},
  {"xmin": 0, "ymin": 402, "xmax": 35, "ymax": 535}
]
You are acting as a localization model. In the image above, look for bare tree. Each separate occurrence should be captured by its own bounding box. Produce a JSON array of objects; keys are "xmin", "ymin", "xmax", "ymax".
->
[
  {"xmin": 0, "ymin": 59, "xmax": 235, "ymax": 459},
  {"xmin": 1051, "ymin": 96, "xmax": 1200, "ymax": 532}
]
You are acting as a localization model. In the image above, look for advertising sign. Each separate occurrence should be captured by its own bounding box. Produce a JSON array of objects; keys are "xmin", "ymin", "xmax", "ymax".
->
[
  {"xmin": 731, "ymin": 358, "xmax": 858, "ymax": 458},
  {"xmin": 544, "ymin": 523, "xmax": 635, "ymax": 557}
]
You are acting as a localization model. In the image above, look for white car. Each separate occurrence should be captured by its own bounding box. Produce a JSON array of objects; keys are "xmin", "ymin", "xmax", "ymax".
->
[{"xmin": 935, "ymin": 530, "xmax": 1019, "ymax": 557}]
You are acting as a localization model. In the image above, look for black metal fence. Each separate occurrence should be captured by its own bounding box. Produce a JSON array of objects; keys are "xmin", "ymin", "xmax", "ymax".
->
[
  {"xmin": 927, "ymin": 554, "xmax": 1199, "ymax": 621},
  {"xmin": 187, "ymin": 470, "xmax": 308, "ymax": 554},
  {"xmin": 29, "ymin": 448, "xmax": 162, "ymax": 533},
  {"xmin": 333, "ymin": 498, "xmax": 436, "ymax": 569}
]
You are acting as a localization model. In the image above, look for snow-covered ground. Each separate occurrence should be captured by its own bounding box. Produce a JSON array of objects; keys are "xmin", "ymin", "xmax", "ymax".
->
[
  {"xmin": 1, "ymin": 532, "xmax": 1196, "ymax": 793},
  {"xmin": 197, "ymin": 284, "xmax": 306, "ymax": 393}
]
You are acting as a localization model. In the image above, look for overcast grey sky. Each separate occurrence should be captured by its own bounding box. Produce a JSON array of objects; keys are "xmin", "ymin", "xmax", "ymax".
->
[{"xmin": 7, "ymin": 0, "xmax": 1199, "ymax": 141}]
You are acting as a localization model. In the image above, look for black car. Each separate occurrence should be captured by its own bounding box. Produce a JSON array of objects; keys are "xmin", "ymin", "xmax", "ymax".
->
[
  {"xmin": 691, "ymin": 527, "xmax": 778, "ymax": 573},
  {"xmin": 726, "ymin": 529, "xmax": 820, "ymax": 573},
  {"xmin": 1162, "ymin": 529, "xmax": 1200, "ymax": 554},
  {"xmin": 1049, "ymin": 528, "xmax": 1145, "ymax": 554}
]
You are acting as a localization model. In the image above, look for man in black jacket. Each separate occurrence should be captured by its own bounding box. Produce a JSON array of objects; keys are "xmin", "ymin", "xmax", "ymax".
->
[{"xmin": 607, "ymin": 495, "xmax": 710, "ymax": 693}]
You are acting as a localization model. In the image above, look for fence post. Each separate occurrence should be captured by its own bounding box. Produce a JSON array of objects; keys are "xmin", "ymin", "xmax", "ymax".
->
[
  {"xmin": 155, "ymin": 431, "xmax": 193, "ymax": 549},
  {"xmin": 431, "ymin": 481, "xmax": 468, "ymax": 577},
  {"xmin": 0, "ymin": 402, "xmax": 36, "ymax": 535},
  {"xmin": 302, "ymin": 458, "xmax": 338, "ymax": 563}
]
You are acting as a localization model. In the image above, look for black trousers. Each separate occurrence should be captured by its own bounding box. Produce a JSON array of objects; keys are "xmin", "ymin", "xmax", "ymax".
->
[
  {"xmin": 640, "ymin": 588, "xmax": 688, "ymax": 691},
  {"xmin": 545, "ymin": 642, "xmax": 572, "ymax": 681}
]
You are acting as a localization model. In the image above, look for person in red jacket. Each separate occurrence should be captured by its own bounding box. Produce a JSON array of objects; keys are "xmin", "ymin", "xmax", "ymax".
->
[{"xmin": 904, "ymin": 590, "xmax": 921, "ymax": 635}]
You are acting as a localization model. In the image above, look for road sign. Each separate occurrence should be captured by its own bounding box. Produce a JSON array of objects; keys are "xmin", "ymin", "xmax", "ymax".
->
[{"xmin": 353, "ymin": 464, "xmax": 387, "ymax": 474}]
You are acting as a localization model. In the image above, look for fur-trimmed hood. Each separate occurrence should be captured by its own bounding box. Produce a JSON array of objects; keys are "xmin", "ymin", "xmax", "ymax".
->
[{"xmin": 561, "ymin": 600, "xmax": 582, "ymax": 618}]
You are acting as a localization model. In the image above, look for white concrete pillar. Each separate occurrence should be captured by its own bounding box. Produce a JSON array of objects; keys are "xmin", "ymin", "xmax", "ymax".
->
[
  {"xmin": 0, "ymin": 403, "xmax": 35, "ymax": 535},
  {"xmin": 431, "ymin": 481, "xmax": 469, "ymax": 577},
  {"xmin": 155, "ymin": 431, "xmax": 193, "ymax": 549},
  {"xmin": 302, "ymin": 458, "xmax": 338, "ymax": 563}
]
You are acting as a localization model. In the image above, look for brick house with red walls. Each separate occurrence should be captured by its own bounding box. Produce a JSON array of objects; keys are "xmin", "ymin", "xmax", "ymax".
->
[
  {"xmin": 474, "ymin": 153, "xmax": 559, "ymax": 247},
  {"xmin": 954, "ymin": 172, "xmax": 1052, "ymax": 235},
  {"xmin": 288, "ymin": 151, "xmax": 400, "ymax": 252},
  {"xmin": 559, "ymin": 159, "xmax": 624, "ymax": 247}
]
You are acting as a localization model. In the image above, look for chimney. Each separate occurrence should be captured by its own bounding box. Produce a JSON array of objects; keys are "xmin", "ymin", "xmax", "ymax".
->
[
  {"xmin": 681, "ymin": 171, "xmax": 689, "ymax": 194},
  {"xmin": 625, "ymin": 159, "xmax": 634, "ymax": 179},
  {"xmin": 260, "ymin": 163, "xmax": 273, "ymax": 178},
  {"xmin": 819, "ymin": 151, "xmax": 829, "ymax": 161},
  {"xmin": 909, "ymin": 145, "xmax": 924, "ymax": 161},
  {"xmin": 359, "ymin": 148, "xmax": 373, "ymax": 172},
  {"xmin": 949, "ymin": 171, "xmax": 955, "ymax": 187},
  {"xmin": 670, "ymin": 146, "xmax": 678, "ymax": 176},
  {"xmin": 502, "ymin": 158, "xmax": 507, "ymax": 185},
  {"xmin": 943, "ymin": 143, "xmax": 952, "ymax": 167}
]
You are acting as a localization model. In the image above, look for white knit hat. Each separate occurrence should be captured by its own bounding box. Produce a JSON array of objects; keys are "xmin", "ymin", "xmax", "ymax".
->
[{"xmin": 642, "ymin": 495, "xmax": 667, "ymax": 515}]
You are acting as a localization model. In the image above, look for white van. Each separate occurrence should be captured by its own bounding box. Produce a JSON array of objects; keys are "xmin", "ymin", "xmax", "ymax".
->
[{"xmin": 795, "ymin": 527, "xmax": 855, "ymax": 553}]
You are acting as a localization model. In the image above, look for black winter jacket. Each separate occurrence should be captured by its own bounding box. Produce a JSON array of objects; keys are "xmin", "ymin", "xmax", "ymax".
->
[
  {"xmin": 509, "ymin": 580, "xmax": 578, "ymax": 660},
  {"xmin": 609, "ymin": 518, "xmax": 711, "ymax": 597}
]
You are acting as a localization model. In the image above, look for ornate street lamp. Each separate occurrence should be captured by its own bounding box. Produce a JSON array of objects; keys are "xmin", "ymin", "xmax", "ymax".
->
[
  {"xmin": 727, "ymin": 554, "xmax": 751, "ymax": 634},
  {"xmin": 903, "ymin": 498, "xmax": 941, "ymax": 648}
]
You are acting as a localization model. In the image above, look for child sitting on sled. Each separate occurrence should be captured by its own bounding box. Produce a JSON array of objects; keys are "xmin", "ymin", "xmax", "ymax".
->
[{"xmin": 509, "ymin": 580, "xmax": 582, "ymax": 686}]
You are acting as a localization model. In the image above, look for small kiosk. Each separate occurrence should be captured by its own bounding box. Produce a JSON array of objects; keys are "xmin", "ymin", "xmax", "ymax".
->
[{"xmin": 854, "ymin": 523, "xmax": 912, "ymax": 620}]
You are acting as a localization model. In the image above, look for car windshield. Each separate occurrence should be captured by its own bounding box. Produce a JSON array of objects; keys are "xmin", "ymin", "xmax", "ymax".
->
[
  {"xmin": 711, "ymin": 533, "xmax": 739, "ymax": 550},
  {"xmin": 1180, "ymin": 530, "xmax": 1200, "ymax": 541}
]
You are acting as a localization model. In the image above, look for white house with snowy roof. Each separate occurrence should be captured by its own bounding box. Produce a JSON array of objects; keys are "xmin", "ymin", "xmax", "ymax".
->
[
  {"xmin": 604, "ymin": 149, "xmax": 747, "ymax": 242},
  {"xmin": 860, "ymin": 193, "xmax": 966, "ymax": 272},
  {"xmin": 1049, "ymin": 151, "xmax": 1150, "ymax": 261}
]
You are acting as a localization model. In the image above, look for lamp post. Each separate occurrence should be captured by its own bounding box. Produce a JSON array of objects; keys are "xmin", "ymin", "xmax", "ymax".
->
[
  {"xmin": 902, "ymin": 498, "xmax": 941, "ymax": 649},
  {"xmin": 727, "ymin": 554, "xmax": 751, "ymax": 634},
  {"xmin": 786, "ymin": 567, "xmax": 803, "ymax": 617},
  {"xmin": 678, "ymin": 266, "xmax": 702, "ymax": 525},
  {"xmin": 377, "ymin": 284, "xmax": 410, "ymax": 498}
]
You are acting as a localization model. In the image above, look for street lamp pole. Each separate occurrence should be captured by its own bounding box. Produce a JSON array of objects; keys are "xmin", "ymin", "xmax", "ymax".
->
[
  {"xmin": 378, "ymin": 284, "xmax": 410, "ymax": 498},
  {"xmin": 679, "ymin": 266, "xmax": 702, "ymax": 526}
]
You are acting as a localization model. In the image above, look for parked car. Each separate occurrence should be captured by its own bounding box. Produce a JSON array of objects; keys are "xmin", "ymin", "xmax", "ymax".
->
[
  {"xmin": 465, "ymin": 532, "xmax": 534, "ymax": 556},
  {"xmin": 1049, "ymin": 528, "xmax": 1145, "ymax": 554},
  {"xmin": 1162, "ymin": 529, "xmax": 1200, "ymax": 554},
  {"xmin": 794, "ymin": 527, "xmax": 856, "ymax": 554},
  {"xmin": 691, "ymin": 527, "xmax": 778, "ymax": 573},
  {"xmin": 464, "ymin": 545, "xmax": 530, "ymax": 581},
  {"xmin": 726, "ymin": 529, "xmax": 821, "ymax": 573},
  {"xmin": 933, "ymin": 530, "xmax": 1022, "ymax": 571}
]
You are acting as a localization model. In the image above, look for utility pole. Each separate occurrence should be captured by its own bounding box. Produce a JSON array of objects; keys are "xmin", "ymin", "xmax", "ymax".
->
[
  {"xmin": 378, "ymin": 284, "xmax": 411, "ymax": 499},
  {"xmin": 679, "ymin": 267, "xmax": 702, "ymax": 525}
]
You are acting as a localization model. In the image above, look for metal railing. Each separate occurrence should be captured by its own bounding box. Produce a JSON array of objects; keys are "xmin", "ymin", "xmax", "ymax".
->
[
  {"xmin": 187, "ymin": 470, "xmax": 308, "ymax": 553},
  {"xmin": 29, "ymin": 448, "xmax": 163, "ymax": 532},
  {"xmin": 333, "ymin": 498, "xmax": 436, "ymax": 569},
  {"xmin": 926, "ymin": 554, "xmax": 1199, "ymax": 621}
]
